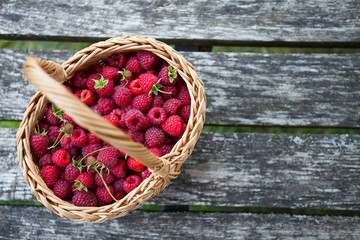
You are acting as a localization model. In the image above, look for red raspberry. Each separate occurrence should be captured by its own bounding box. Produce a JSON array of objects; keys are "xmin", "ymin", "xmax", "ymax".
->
[
  {"xmin": 100, "ymin": 66, "xmax": 120, "ymax": 82},
  {"xmin": 129, "ymin": 78, "xmax": 144, "ymax": 96},
  {"xmin": 71, "ymin": 129, "xmax": 87, "ymax": 147},
  {"xmin": 72, "ymin": 190, "xmax": 97, "ymax": 207},
  {"xmin": 65, "ymin": 163, "xmax": 82, "ymax": 183},
  {"xmin": 107, "ymin": 53, "xmax": 126, "ymax": 68},
  {"xmin": 98, "ymin": 97, "xmax": 115, "ymax": 115},
  {"xmin": 45, "ymin": 105, "xmax": 60, "ymax": 125},
  {"xmin": 114, "ymin": 192, "xmax": 126, "ymax": 201},
  {"xmin": 53, "ymin": 179, "xmax": 71, "ymax": 199},
  {"xmin": 74, "ymin": 172, "xmax": 94, "ymax": 190},
  {"xmin": 39, "ymin": 153, "xmax": 52, "ymax": 167},
  {"xmin": 48, "ymin": 126, "xmax": 62, "ymax": 144},
  {"xmin": 127, "ymin": 157, "xmax": 145, "ymax": 172},
  {"xmin": 137, "ymin": 50, "xmax": 159, "ymax": 70},
  {"xmin": 160, "ymin": 86, "xmax": 178, "ymax": 100},
  {"xmin": 127, "ymin": 130, "xmax": 145, "ymax": 143},
  {"xmin": 73, "ymin": 88, "xmax": 82, "ymax": 98},
  {"xmin": 82, "ymin": 144, "xmax": 102, "ymax": 158},
  {"xmin": 110, "ymin": 159, "xmax": 127, "ymax": 178},
  {"xmin": 158, "ymin": 65, "xmax": 178, "ymax": 86},
  {"xmin": 113, "ymin": 87, "xmax": 133, "ymax": 108},
  {"xmin": 41, "ymin": 165, "xmax": 60, "ymax": 187},
  {"xmin": 125, "ymin": 57, "xmax": 143, "ymax": 75},
  {"xmin": 97, "ymin": 147, "xmax": 119, "ymax": 168},
  {"xmin": 162, "ymin": 115, "xmax": 183, "ymax": 136},
  {"xmin": 49, "ymin": 146, "xmax": 61, "ymax": 155},
  {"xmin": 95, "ymin": 171, "xmax": 115, "ymax": 187},
  {"xmin": 96, "ymin": 186, "xmax": 115, "ymax": 203},
  {"xmin": 90, "ymin": 104, "xmax": 102, "ymax": 115},
  {"xmin": 111, "ymin": 108, "xmax": 125, "ymax": 118},
  {"xmin": 60, "ymin": 136, "xmax": 74, "ymax": 149},
  {"xmin": 103, "ymin": 114, "xmax": 120, "ymax": 127},
  {"xmin": 138, "ymin": 73, "xmax": 160, "ymax": 95},
  {"xmin": 68, "ymin": 147, "xmax": 79, "ymax": 158},
  {"xmin": 148, "ymin": 107, "xmax": 166, "ymax": 125},
  {"xmin": 125, "ymin": 109, "xmax": 145, "ymax": 131},
  {"xmin": 123, "ymin": 175, "xmax": 142, "ymax": 193},
  {"xmin": 145, "ymin": 127, "xmax": 165, "ymax": 147},
  {"xmin": 30, "ymin": 133, "xmax": 49, "ymax": 156},
  {"xmin": 72, "ymin": 71, "xmax": 88, "ymax": 88},
  {"xmin": 140, "ymin": 168, "xmax": 152, "ymax": 180},
  {"xmin": 59, "ymin": 170, "xmax": 66, "ymax": 180},
  {"xmin": 95, "ymin": 77, "xmax": 115, "ymax": 97},
  {"xmin": 163, "ymin": 98, "xmax": 183, "ymax": 116},
  {"xmin": 63, "ymin": 113, "xmax": 77, "ymax": 127},
  {"xmin": 87, "ymin": 73, "xmax": 101, "ymax": 92},
  {"xmin": 80, "ymin": 89, "xmax": 95, "ymax": 105},
  {"xmin": 113, "ymin": 178, "xmax": 125, "ymax": 193},
  {"xmin": 152, "ymin": 95, "xmax": 164, "ymax": 108},
  {"xmin": 110, "ymin": 108, "xmax": 125, "ymax": 128},
  {"xmin": 159, "ymin": 144, "xmax": 173, "ymax": 155},
  {"xmin": 39, "ymin": 123, "xmax": 49, "ymax": 133},
  {"xmin": 177, "ymin": 86, "xmax": 191, "ymax": 105},
  {"xmin": 149, "ymin": 147, "xmax": 163, "ymax": 157},
  {"xmin": 132, "ymin": 94, "xmax": 153, "ymax": 113},
  {"xmin": 177, "ymin": 105, "xmax": 191, "ymax": 123},
  {"xmin": 52, "ymin": 149, "xmax": 71, "ymax": 167},
  {"xmin": 87, "ymin": 133, "xmax": 102, "ymax": 144}
]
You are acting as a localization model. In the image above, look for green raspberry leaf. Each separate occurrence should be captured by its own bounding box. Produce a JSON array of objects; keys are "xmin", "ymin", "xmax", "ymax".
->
[
  {"xmin": 52, "ymin": 103, "xmax": 64, "ymax": 120},
  {"xmin": 73, "ymin": 180, "xmax": 88, "ymax": 192},
  {"xmin": 168, "ymin": 65, "xmax": 177, "ymax": 83},
  {"xmin": 93, "ymin": 74, "xmax": 108, "ymax": 89}
]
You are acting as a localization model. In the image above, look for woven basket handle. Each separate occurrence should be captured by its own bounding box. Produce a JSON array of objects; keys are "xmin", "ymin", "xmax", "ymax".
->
[{"xmin": 24, "ymin": 57, "xmax": 169, "ymax": 175}]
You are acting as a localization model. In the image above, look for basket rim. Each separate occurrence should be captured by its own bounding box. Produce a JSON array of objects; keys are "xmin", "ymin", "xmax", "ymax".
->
[{"xmin": 17, "ymin": 35, "xmax": 206, "ymax": 223}]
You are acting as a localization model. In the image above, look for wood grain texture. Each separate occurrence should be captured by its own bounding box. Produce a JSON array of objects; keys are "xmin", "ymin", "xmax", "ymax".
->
[
  {"xmin": 0, "ymin": 0, "xmax": 360, "ymax": 46},
  {"xmin": 2, "ymin": 128, "xmax": 360, "ymax": 210},
  {"xmin": 0, "ymin": 206, "xmax": 359, "ymax": 239},
  {"xmin": 1, "ymin": 49, "xmax": 360, "ymax": 127}
]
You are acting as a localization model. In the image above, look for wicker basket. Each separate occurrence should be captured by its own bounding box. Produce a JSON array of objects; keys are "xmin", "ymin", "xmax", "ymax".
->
[{"xmin": 16, "ymin": 36, "xmax": 206, "ymax": 223}]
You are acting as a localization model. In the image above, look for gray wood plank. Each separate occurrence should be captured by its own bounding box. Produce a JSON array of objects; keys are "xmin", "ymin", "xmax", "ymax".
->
[
  {"xmin": 0, "ymin": 0, "xmax": 359, "ymax": 46},
  {"xmin": 2, "ymin": 128, "xmax": 360, "ymax": 210},
  {"xmin": 0, "ymin": 206, "xmax": 359, "ymax": 239},
  {"xmin": 1, "ymin": 49, "xmax": 360, "ymax": 127}
]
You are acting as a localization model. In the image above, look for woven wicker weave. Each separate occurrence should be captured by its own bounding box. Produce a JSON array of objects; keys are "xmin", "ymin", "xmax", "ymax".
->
[{"xmin": 16, "ymin": 36, "xmax": 206, "ymax": 223}]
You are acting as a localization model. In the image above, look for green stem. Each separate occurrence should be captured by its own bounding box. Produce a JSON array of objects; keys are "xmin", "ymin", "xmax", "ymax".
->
[
  {"xmin": 47, "ymin": 132, "xmax": 65, "ymax": 149},
  {"xmin": 94, "ymin": 167, "xmax": 118, "ymax": 202},
  {"xmin": 76, "ymin": 146, "xmax": 111, "ymax": 167}
]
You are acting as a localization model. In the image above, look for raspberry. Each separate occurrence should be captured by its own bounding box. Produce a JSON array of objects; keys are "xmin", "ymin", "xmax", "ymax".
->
[
  {"xmin": 159, "ymin": 144, "xmax": 174, "ymax": 155},
  {"xmin": 94, "ymin": 76, "xmax": 115, "ymax": 97},
  {"xmin": 45, "ymin": 105, "xmax": 60, "ymax": 125},
  {"xmin": 125, "ymin": 57, "xmax": 143, "ymax": 75},
  {"xmin": 145, "ymin": 127, "xmax": 165, "ymax": 147},
  {"xmin": 138, "ymin": 73, "xmax": 161, "ymax": 95},
  {"xmin": 129, "ymin": 78, "xmax": 144, "ymax": 96},
  {"xmin": 163, "ymin": 98, "xmax": 183, "ymax": 116},
  {"xmin": 52, "ymin": 149, "xmax": 71, "ymax": 167},
  {"xmin": 139, "ymin": 116, "xmax": 152, "ymax": 131},
  {"xmin": 152, "ymin": 95, "xmax": 164, "ymax": 108},
  {"xmin": 82, "ymin": 144, "xmax": 102, "ymax": 158},
  {"xmin": 48, "ymin": 126, "xmax": 62, "ymax": 144},
  {"xmin": 114, "ymin": 191, "xmax": 126, "ymax": 201},
  {"xmin": 98, "ymin": 97, "xmax": 115, "ymax": 115},
  {"xmin": 72, "ymin": 190, "xmax": 97, "ymax": 207},
  {"xmin": 73, "ymin": 88, "xmax": 82, "ymax": 98},
  {"xmin": 177, "ymin": 105, "xmax": 191, "ymax": 123},
  {"xmin": 85, "ymin": 133, "xmax": 101, "ymax": 144},
  {"xmin": 132, "ymin": 94, "xmax": 153, "ymax": 113},
  {"xmin": 160, "ymin": 86, "xmax": 178, "ymax": 100},
  {"xmin": 41, "ymin": 165, "xmax": 60, "ymax": 187},
  {"xmin": 71, "ymin": 129, "xmax": 87, "ymax": 147},
  {"xmin": 30, "ymin": 133, "xmax": 49, "ymax": 156},
  {"xmin": 113, "ymin": 178, "xmax": 125, "ymax": 193},
  {"xmin": 140, "ymin": 168, "xmax": 152, "ymax": 180},
  {"xmin": 162, "ymin": 115, "xmax": 183, "ymax": 136},
  {"xmin": 125, "ymin": 109, "xmax": 145, "ymax": 131},
  {"xmin": 123, "ymin": 174, "xmax": 142, "ymax": 193},
  {"xmin": 38, "ymin": 154, "xmax": 52, "ymax": 167},
  {"xmin": 137, "ymin": 50, "xmax": 159, "ymax": 70},
  {"xmin": 103, "ymin": 114, "xmax": 120, "ymax": 127},
  {"xmin": 148, "ymin": 107, "xmax": 166, "ymax": 125},
  {"xmin": 39, "ymin": 123, "xmax": 49, "ymax": 133},
  {"xmin": 96, "ymin": 186, "xmax": 115, "ymax": 203},
  {"xmin": 126, "ymin": 130, "xmax": 144, "ymax": 143},
  {"xmin": 149, "ymin": 147, "xmax": 163, "ymax": 157},
  {"xmin": 68, "ymin": 147, "xmax": 79, "ymax": 158},
  {"xmin": 127, "ymin": 157, "xmax": 145, "ymax": 172},
  {"xmin": 80, "ymin": 89, "xmax": 95, "ymax": 105},
  {"xmin": 63, "ymin": 114, "xmax": 77, "ymax": 127},
  {"xmin": 87, "ymin": 73, "xmax": 101, "ymax": 92},
  {"xmin": 110, "ymin": 159, "xmax": 127, "ymax": 178},
  {"xmin": 95, "ymin": 171, "xmax": 115, "ymax": 187},
  {"xmin": 113, "ymin": 87, "xmax": 133, "ymax": 108},
  {"xmin": 65, "ymin": 163, "xmax": 82, "ymax": 183},
  {"xmin": 72, "ymin": 71, "xmax": 88, "ymax": 88},
  {"xmin": 97, "ymin": 147, "xmax": 119, "ymax": 168},
  {"xmin": 53, "ymin": 179, "xmax": 71, "ymax": 199},
  {"xmin": 60, "ymin": 136, "xmax": 74, "ymax": 149},
  {"xmin": 158, "ymin": 65, "xmax": 178, "ymax": 86},
  {"xmin": 90, "ymin": 104, "xmax": 102, "ymax": 115},
  {"xmin": 100, "ymin": 66, "xmax": 120, "ymax": 82},
  {"xmin": 107, "ymin": 53, "xmax": 126, "ymax": 68},
  {"xmin": 177, "ymin": 86, "xmax": 191, "ymax": 105},
  {"xmin": 74, "ymin": 172, "xmax": 94, "ymax": 191},
  {"xmin": 59, "ymin": 170, "xmax": 66, "ymax": 180}
]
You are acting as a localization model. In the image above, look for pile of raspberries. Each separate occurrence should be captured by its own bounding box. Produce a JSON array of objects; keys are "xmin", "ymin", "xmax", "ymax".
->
[{"xmin": 30, "ymin": 50, "xmax": 190, "ymax": 207}]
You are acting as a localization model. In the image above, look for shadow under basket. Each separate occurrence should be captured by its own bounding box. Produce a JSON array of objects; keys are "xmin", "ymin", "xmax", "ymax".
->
[{"xmin": 16, "ymin": 36, "xmax": 206, "ymax": 223}]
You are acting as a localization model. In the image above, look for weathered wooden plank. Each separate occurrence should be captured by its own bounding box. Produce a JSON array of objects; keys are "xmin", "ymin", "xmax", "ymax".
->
[
  {"xmin": 2, "ymin": 128, "xmax": 360, "ymax": 210},
  {"xmin": 1, "ymin": 49, "xmax": 360, "ymax": 127},
  {"xmin": 0, "ymin": 206, "xmax": 359, "ymax": 239},
  {"xmin": 1, "ymin": 0, "xmax": 359, "ymax": 46}
]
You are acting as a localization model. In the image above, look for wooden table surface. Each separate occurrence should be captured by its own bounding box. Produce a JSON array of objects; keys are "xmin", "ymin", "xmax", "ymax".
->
[{"xmin": 0, "ymin": 0, "xmax": 359, "ymax": 239}]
